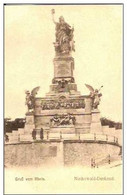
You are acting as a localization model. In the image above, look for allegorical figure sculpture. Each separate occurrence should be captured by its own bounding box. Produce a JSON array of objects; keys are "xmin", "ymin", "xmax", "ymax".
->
[
  {"xmin": 51, "ymin": 9, "xmax": 75, "ymax": 54},
  {"xmin": 85, "ymin": 84, "xmax": 103, "ymax": 110},
  {"xmin": 25, "ymin": 86, "xmax": 40, "ymax": 112},
  {"xmin": 50, "ymin": 113, "xmax": 76, "ymax": 126}
]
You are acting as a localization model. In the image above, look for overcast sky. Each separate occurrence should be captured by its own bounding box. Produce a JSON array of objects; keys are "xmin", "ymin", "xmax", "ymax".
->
[{"xmin": 5, "ymin": 5, "xmax": 123, "ymax": 122}]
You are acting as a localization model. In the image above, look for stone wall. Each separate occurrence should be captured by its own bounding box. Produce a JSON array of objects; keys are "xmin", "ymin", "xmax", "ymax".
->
[
  {"xmin": 5, "ymin": 141, "xmax": 63, "ymax": 167},
  {"xmin": 64, "ymin": 142, "xmax": 121, "ymax": 166},
  {"xmin": 4, "ymin": 141, "xmax": 121, "ymax": 167}
]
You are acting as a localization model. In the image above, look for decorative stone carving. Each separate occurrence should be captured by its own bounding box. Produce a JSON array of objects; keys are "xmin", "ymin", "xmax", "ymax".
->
[
  {"xmin": 92, "ymin": 90, "xmax": 102, "ymax": 109},
  {"xmin": 41, "ymin": 98, "xmax": 85, "ymax": 110},
  {"xmin": 85, "ymin": 84, "xmax": 103, "ymax": 109},
  {"xmin": 50, "ymin": 113, "xmax": 76, "ymax": 126},
  {"xmin": 25, "ymin": 86, "xmax": 40, "ymax": 112},
  {"xmin": 52, "ymin": 77, "xmax": 75, "ymax": 93},
  {"xmin": 52, "ymin": 77, "xmax": 75, "ymax": 84},
  {"xmin": 57, "ymin": 79, "xmax": 68, "ymax": 92}
]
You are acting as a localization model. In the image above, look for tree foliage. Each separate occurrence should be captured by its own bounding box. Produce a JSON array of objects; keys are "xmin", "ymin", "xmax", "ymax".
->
[
  {"xmin": 4, "ymin": 118, "xmax": 25, "ymax": 134},
  {"xmin": 100, "ymin": 117, "xmax": 122, "ymax": 129}
]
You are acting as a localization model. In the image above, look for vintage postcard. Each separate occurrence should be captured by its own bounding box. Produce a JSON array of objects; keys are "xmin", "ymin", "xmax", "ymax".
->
[{"xmin": 4, "ymin": 4, "xmax": 123, "ymax": 194}]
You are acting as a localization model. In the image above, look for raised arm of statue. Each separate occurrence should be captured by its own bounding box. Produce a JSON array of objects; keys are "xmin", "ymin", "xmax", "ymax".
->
[{"xmin": 51, "ymin": 9, "xmax": 57, "ymax": 25}]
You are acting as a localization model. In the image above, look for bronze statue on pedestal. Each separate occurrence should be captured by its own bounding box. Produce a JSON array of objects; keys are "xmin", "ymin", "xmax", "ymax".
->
[{"xmin": 51, "ymin": 9, "xmax": 75, "ymax": 54}]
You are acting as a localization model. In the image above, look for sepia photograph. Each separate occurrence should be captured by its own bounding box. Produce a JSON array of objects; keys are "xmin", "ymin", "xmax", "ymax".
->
[{"xmin": 4, "ymin": 3, "xmax": 123, "ymax": 194}]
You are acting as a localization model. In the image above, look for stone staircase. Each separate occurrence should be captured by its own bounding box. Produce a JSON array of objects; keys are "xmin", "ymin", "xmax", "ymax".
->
[{"xmin": 91, "ymin": 154, "xmax": 122, "ymax": 168}]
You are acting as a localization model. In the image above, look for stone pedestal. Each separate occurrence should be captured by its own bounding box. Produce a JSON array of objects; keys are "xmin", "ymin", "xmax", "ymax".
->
[
  {"xmin": 35, "ymin": 129, "xmax": 42, "ymax": 140},
  {"xmin": 53, "ymin": 56, "xmax": 74, "ymax": 78},
  {"xmin": 20, "ymin": 112, "xmax": 35, "ymax": 141},
  {"xmin": 24, "ymin": 113, "xmax": 35, "ymax": 133},
  {"xmin": 50, "ymin": 125, "xmax": 76, "ymax": 134},
  {"xmin": 90, "ymin": 109, "xmax": 102, "ymax": 134}
]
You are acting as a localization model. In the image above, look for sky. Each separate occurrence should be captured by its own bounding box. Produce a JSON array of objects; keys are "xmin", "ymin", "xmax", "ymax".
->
[{"xmin": 4, "ymin": 4, "xmax": 123, "ymax": 122}]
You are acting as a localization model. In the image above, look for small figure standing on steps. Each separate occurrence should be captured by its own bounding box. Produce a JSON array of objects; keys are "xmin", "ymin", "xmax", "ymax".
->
[
  {"xmin": 93, "ymin": 159, "xmax": 96, "ymax": 168},
  {"xmin": 91, "ymin": 158, "xmax": 93, "ymax": 168},
  {"xmin": 108, "ymin": 154, "xmax": 111, "ymax": 164},
  {"xmin": 32, "ymin": 129, "xmax": 36, "ymax": 140},
  {"xmin": 40, "ymin": 128, "xmax": 44, "ymax": 140}
]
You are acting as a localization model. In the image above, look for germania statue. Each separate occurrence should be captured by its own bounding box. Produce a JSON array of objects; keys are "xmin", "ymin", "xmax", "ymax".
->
[{"xmin": 51, "ymin": 9, "xmax": 75, "ymax": 54}]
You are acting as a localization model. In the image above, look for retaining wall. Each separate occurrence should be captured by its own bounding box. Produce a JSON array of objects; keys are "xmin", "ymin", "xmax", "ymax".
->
[{"xmin": 4, "ymin": 140, "xmax": 121, "ymax": 167}]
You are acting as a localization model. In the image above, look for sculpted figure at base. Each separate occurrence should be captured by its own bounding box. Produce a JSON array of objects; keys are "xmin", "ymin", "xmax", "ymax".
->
[
  {"xmin": 25, "ymin": 86, "xmax": 40, "ymax": 112},
  {"xmin": 51, "ymin": 9, "xmax": 75, "ymax": 54},
  {"xmin": 50, "ymin": 113, "xmax": 76, "ymax": 126},
  {"xmin": 50, "ymin": 114, "xmax": 60, "ymax": 126},
  {"xmin": 85, "ymin": 84, "xmax": 103, "ymax": 110}
]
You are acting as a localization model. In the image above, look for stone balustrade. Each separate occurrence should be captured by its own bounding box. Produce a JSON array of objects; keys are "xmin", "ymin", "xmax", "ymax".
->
[{"xmin": 5, "ymin": 132, "xmax": 121, "ymax": 148}]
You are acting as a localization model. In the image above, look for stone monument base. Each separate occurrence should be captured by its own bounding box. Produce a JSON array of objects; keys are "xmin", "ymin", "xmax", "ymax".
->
[
  {"xmin": 20, "ymin": 134, "xmax": 33, "ymax": 142},
  {"xmin": 90, "ymin": 109, "xmax": 103, "ymax": 134},
  {"xmin": 19, "ymin": 113, "xmax": 35, "ymax": 141},
  {"xmin": 50, "ymin": 125, "xmax": 76, "ymax": 134}
]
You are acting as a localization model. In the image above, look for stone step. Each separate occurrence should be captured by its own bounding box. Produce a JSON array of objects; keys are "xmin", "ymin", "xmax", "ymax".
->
[
  {"xmin": 12, "ymin": 130, "xmax": 19, "ymax": 135},
  {"xmin": 20, "ymin": 134, "xmax": 33, "ymax": 141},
  {"xmin": 50, "ymin": 126, "xmax": 75, "ymax": 134},
  {"xmin": 18, "ymin": 128, "xmax": 25, "ymax": 134},
  {"xmin": 7, "ymin": 135, "xmax": 19, "ymax": 143},
  {"xmin": 6, "ymin": 132, "xmax": 12, "ymax": 136}
]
